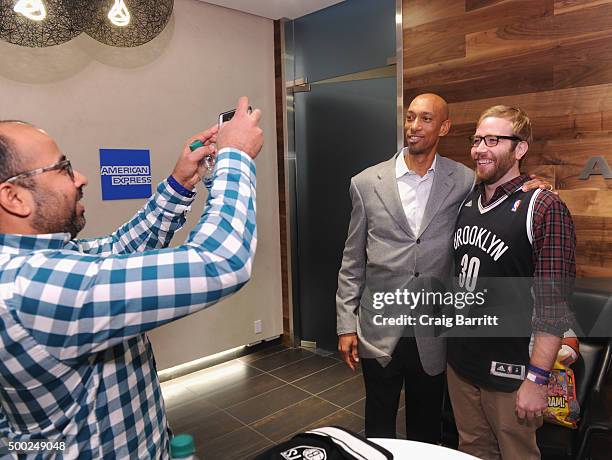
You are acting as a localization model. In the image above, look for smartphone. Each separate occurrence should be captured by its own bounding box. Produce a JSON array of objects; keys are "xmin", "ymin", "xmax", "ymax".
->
[{"xmin": 218, "ymin": 106, "xmax": 252, "ymax": 126}]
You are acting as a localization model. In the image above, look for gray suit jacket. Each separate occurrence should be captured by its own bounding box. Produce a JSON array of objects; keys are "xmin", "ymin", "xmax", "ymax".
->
[{"xmin": 336, "ymin": 152, "xmax": 474, "ymax": 375}]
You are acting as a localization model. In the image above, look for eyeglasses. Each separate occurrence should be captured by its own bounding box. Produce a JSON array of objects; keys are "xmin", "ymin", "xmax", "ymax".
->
[
  {"xmin": 469, "ymin": 135, "xmax": 523, "ymax": 148},
  {"xmin": 4, "ymin": 159, "xmax": 74, "ymax": 184}
]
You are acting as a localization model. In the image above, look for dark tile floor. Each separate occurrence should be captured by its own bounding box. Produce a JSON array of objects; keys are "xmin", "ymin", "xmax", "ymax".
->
[
  {"xmin": 161, "ymin": 344, "xmax": 612, "ymax": 460},
  {"xmin": 161, "ymin": 345, "xmax": 369, "ymax": 460}
]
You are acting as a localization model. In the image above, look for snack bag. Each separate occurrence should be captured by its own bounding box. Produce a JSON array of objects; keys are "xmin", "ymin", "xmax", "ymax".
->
[{"xmin": 544, "ymin": 335, "xmax": 580, "ymax": 429}]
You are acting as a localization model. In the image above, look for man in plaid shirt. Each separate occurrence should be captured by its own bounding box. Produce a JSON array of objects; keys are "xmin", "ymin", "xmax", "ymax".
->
[{"xmin": 0, "ymin": 97, "xmax": 263, "ymax": 459}]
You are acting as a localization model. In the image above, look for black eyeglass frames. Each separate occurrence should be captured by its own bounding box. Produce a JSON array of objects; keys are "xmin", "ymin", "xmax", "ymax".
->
[{"xmin": 469, "ymin": 135, "xmax": 523, "ymax": 148}]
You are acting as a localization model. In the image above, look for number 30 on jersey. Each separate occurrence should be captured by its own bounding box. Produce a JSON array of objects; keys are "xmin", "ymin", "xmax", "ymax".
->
[{"xmin": 458, "ymin": 254, "xmax": 480, "ymax": 292}]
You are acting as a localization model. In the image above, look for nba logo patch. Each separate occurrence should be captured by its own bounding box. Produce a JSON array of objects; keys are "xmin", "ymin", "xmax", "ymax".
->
[
  {"xmin": 511, "ymin": 199, "xmax": 522, "ymax": 212},
  {"xmin": 464, "ymin": 200, "xmax": 472, "ymax": 207}
]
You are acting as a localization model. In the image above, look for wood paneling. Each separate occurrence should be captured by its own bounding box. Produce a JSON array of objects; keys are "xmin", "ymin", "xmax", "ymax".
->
[
  {"xmin": 404, "ymin": 1, "xmax": 551, "ymax": 67},
  {"xmin": 403, "ymin": 0, "xmax": 612, "ymax": 277},
  {"xmin": 449, "ymin": 84, "xmax": 612, "ymax": 123},
  {"xmin": 402, "ymin": 0, "xmax": 465, "ymax": 28},
  {"xmin": 554, "ymin": 0, "xmax": 612, "ymax": 15},
  {"xmin": 405, "ymin": 52, "xmax": 555, "ymax": 103},
  {"xmin": 554, "ymin": 34, "xmax": 612, "ymax": 89},
  {"xmin": 466, "ymin": 0, "xmax": 508, "ymax": 11},
  {"xmin": 274, "ymin": 20, "xmax": 292, "ymax": 342}
]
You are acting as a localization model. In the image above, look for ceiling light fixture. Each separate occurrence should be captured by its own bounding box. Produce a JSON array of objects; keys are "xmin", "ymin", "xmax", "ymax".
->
[
  {"xmin": 0, "ymin": 0, "xmax": 174, "ymax": 48},
  {"xmin": 13, "ymin": 0, "xmax": 46, "ymax": 21},
  {"xmin": 83, "ymin": 0, "xmax": 174, "ymax": 48},
  {"xmin": 107, "ymin": 0, "xmax": 130, "ymax": 27},
  {"xmin": 1, "ymin": 0, "xmax": 83, "ymax": 47}
]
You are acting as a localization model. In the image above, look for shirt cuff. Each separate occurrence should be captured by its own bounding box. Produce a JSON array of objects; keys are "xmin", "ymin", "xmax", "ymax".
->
[
  {"xmin": 337, "ymin": 329, "xmax": 357, "ymax": 336},
  {"xmin": 215, "ymin": 148, "xmax": 257, "ymax": 186},
  {"xmin": 216, "ymin": 147, "xmax": 251, "ymax": 163},
  {"xmin": 532, "ymin": 317, "xmax": 571, "ymax": 337},
  {"xmin": 167, "ymin": 175, "xmax": 196, "ymax": 198}
]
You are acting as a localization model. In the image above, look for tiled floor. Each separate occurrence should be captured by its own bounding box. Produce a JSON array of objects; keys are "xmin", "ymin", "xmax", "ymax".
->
[
  {"xmin": 161, "ymin": 345, "xmax": 371, "ymax": 459},
  {"xmin": 161, "ymin": 344, "xmax": 612, "ymax": 460}
]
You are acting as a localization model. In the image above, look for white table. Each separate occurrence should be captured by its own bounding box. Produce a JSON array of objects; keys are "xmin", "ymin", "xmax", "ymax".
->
[{"xmin": 371, "ymin": 439, "xmax": 480, "ymax": 459}]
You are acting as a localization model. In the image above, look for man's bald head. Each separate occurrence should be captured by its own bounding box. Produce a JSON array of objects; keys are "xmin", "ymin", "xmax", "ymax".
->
[
  {"xmin": 411, "ymin": 93, "xmax": 449, "ymax": 121},
  {"xmin": 0, "ymin": 120, "xmax": 39, "ymax": 142},
  {"xmin": 0, "ymin": 120, "xmax": 47, "ymax": 144},
  {"xmin": 0, "ymin": 121, "xmax": 32, "ymax": 184},
  {"xmin": 0, "ymin": 121, "xmax": 57, "ymax": 183}
]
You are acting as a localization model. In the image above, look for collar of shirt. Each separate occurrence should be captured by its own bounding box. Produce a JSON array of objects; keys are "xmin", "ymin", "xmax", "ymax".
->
[
  {"xmin": 395, "ymin": 150, "xmax": 438, "ymax": 235},
  {"xmin": 0, "ymin": 232, "xmax": 71, "ymax": 254},
  {"xmin": 395, "ymin": 149, "xmax": 437, "ymax": 179},
  {"xmin": 478, "ymin": 174, "xmax": 530, "ymax": 206}
]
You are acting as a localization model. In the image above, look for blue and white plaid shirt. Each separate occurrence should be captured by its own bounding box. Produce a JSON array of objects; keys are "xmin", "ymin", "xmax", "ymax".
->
[{"xmin": 0, "ymin": 149, "xmax": 257, "ymax": 459}]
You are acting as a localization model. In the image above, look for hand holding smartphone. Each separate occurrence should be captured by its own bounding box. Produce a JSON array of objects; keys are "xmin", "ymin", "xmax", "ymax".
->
[
  {"xmin": 189, "ymin": 106, "xmax": 253, "ymax": 152},
  {"xmin": 188, "ymin": 105, "xmax": 254, "ymax": 187},
  {"xmin": 218, "ymin": 106, "xmax": 253, "ymax": 126},
  {"xmin": 216, "ymin": 98, "xmax": 263, "ymax": 159}
]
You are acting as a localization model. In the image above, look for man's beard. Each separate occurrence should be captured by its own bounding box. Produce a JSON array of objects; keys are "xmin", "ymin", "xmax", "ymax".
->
[
  {"xmin": 31, "ymin": 188, "xmax": 85, "ymax": 239},
  {"xmin": 476, "ymin": 148, "xmax": 516, "ymax": 184},
  {"xmin": 407, "ymin": 144, "xmax": 429, "ymax": 155},
  {"xmin": 405, "ymin": 134, "xmax": 434, "ymax": 156}
]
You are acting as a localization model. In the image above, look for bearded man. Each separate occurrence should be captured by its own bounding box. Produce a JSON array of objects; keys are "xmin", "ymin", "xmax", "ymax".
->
[{"xmin": 447, "ymin": 105, "xmax": 576, "ymax": 460}]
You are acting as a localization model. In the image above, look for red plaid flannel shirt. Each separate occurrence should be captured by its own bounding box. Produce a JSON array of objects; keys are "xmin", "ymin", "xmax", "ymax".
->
[{"xmin": 480, "ymin": 174, "xmax": 576, "ymax": 336}]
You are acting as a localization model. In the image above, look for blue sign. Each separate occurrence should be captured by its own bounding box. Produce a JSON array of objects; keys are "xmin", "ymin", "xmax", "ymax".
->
[{"xmin": 99, "ymin": 149, "xmax": 152, "ymax": 200}]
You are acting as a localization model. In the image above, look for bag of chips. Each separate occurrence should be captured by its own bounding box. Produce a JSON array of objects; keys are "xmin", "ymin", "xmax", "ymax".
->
[{"xmin": 544, "ymin": 335, "xmax": 580, "ymax": 429}]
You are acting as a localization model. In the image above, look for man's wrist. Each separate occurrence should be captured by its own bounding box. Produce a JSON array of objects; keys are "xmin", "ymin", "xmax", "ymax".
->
[
  {"xmin": 167, "ymin": 175, "xmax": 196, "ymax": 198},
  {"xmin": 526, "ymin": 371, "xmax": 549, "ymax": 385},
  {"xmin": 528, "ymin": 364, "xmax": 551, "ymax": 378}
]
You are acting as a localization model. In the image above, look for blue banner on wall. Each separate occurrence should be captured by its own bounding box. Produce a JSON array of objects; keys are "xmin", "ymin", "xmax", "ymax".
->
[{"xmin": 99, "ymin": 149, "xmax": 152, "ymax": 200}]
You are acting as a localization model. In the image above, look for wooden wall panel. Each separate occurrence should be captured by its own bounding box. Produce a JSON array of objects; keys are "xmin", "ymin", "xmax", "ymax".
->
[
  {"xmin": 402, "ymin": 0, "xmax": 465, "ymax": 28},
  {"xmin": 274, "ymin": 20, "xmax": 292, "ymax": 343},
  {"xmin": 403, "ymin": 0, "xmax": 612, "ymax": 277},
  {"xmin": 555, "ymin": 0, "xmax": 612, "ymax": 15},
  {"xmin": 466, "ymin": 0, "xmax": 507, "ymax": 11},
  {"xmin": 404, "ymin": 1, "xmax": 552, "ymax": 67},
  {"xmin": 449, "ymin": 84, "xmax": 612, "ymax": 123},
  {"xmin": 476, "ymin": 2, "xmax": 612, "ymax": 43},
  {"xmin": 554, "ymin": 34, "xmax": 612, "ymax": 89}
]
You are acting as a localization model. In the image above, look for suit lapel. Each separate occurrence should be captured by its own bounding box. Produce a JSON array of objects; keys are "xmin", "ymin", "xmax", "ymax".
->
[
  {"xmin": 374, "ymin": 153, "xmax": 414, "ymax": 238},
  {"xmin": 418, "ymin": 155, "xmax": 455, "ymax": 237}
]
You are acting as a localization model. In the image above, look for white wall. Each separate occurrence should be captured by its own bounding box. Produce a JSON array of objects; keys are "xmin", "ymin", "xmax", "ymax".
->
[{"xmin": 0, "ymin": 0, "xmax": 283, "ymax": 370}]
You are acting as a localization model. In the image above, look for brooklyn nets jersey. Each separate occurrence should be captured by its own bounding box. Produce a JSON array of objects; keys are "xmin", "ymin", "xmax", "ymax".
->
[{"xmin": 448, "ymin": 184, "xmax": 544, "ymax": 392}]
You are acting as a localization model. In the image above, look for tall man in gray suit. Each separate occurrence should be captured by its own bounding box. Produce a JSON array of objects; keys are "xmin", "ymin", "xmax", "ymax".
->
[
  {"xmin": 336, "ymin": 93, "xmax": 549, "ymax": 442},
  {"xmin": 336, "ymin": 93, "xmax": 474, "ymax": 442}
]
